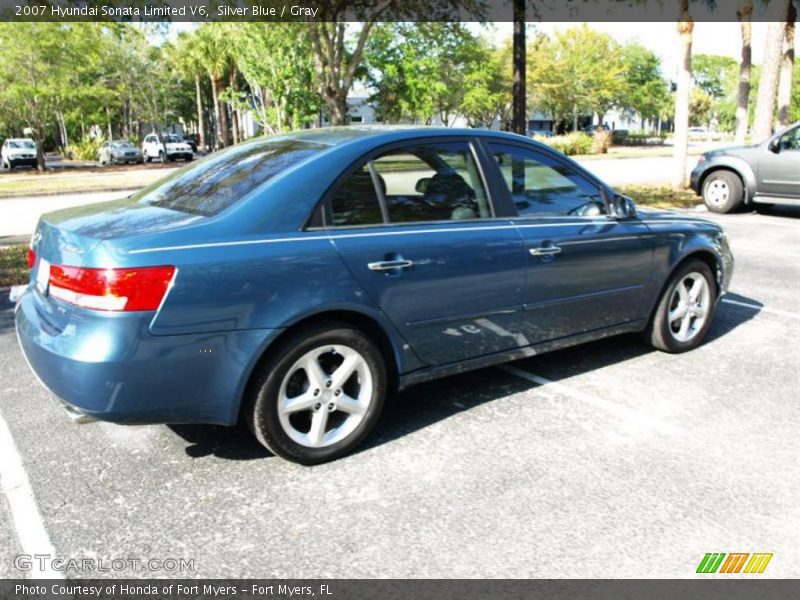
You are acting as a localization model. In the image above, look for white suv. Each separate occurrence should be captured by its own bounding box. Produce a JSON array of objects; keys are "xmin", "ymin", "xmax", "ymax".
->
[
  {"xmin": 142, "ymin": 133, "xmax": 193, "ymax": 163},
  {"xmin": 1, "ymin": 138, "xmax": 37, "ymax": 170}
]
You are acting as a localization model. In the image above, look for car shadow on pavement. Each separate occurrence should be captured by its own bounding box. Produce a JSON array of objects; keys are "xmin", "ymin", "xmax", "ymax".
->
[
  {"xmin": 0, "ymin": 291, "xmax": 15, "ymax": 335},
  {"xmin": 754, "ymin": 204, "xmax": 800, "ymax": 219},
  {"xmin": 166, "ymin": 292, "xmax": 762, "ymax": 462},
  {"xmin": 168, "ymin": 422, "xmax": 272, "ymax": 460}
]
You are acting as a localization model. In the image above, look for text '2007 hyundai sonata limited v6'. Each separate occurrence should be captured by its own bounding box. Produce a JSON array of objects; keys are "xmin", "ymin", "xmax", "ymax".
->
[{"xmin": 14, "ymin": 127, "xmax": 734, "ymax": 464}]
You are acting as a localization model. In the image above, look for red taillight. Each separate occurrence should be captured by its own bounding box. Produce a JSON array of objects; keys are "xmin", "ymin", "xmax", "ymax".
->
[
  {"xmin": 48, "ymin": 265, "xmax": 175, "ymax": 312},
  {"xmin": 27, "ymin": 248, "xmax": 36, "ymax": 270}
]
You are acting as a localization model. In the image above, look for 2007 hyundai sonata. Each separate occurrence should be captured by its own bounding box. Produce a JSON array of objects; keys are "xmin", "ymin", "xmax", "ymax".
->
[{"xmin": 15, "ymin": 127, "xmax": 734, "ymax": 464}]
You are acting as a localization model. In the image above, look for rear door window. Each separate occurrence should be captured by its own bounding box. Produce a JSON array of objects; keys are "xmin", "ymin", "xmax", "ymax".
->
[{"xmin": 327, "ymin": 140, "xmax": 492, "ymax": 227}]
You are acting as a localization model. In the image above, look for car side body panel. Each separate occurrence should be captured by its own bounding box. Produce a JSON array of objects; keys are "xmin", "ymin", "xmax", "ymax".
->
[{"xmin": 15, "ymin": 127, "xmax": 734, "ymax": 428}]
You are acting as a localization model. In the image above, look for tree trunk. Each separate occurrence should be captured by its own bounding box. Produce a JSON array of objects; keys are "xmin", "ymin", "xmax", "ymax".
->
[
  {"xmin": 512, "ymin": 0, "xmax": 527, "ymax": 135},
  {"xmin": 777, "ymin": 2, "xmax": 796, "ymax": 128},
  {"xmin": 572, "ymin": 105, "xmax": 579, "ymax": 132},
  {"xmin": 230, "ymin": 65, "xmax": 240, "ymax": 145},
  {"xmin": 326, "ymin": 91, "xmax": 348, "ymax": 126},
  {"xmin": 308, "ymin": 22, "xmax": 375, "ymax": 127},
  {"xmin": 210, "ymin": 73, "xmax": 229, "ymax": 149},
  {"xmin": 105, "ymin": 106, "xmax": 113, "ymax": 141},
  {"xmin": 734, "ymin": 1, "xmax": 753, "ymax": 144},
  {"xmin": 672, "ymin": 10, "xmax": 694, "ymax": 190},
  {"xmin": 195, "ymin": 75, "xmax": 205, "ymax": 152},
  {"xmin": 753, "ymin": 15, "xmax": 788, "ymax": 141}
]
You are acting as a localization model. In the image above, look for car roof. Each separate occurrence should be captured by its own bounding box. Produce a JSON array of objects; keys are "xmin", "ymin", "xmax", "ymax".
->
[{"xmin": 266, "ymin": 125, "xmax": 534, "ymax": 150}]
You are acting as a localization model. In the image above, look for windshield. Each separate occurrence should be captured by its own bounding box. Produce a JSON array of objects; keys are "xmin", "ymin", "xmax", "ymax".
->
[
  {"xmin": 136, "ymin": 139, "xmax": 325, "ymax": 217},
  {"xmin": 9, "ymin": 140, "xmax": 35, "ymax": 149},
  {"xmin": 112, "ymin": 142, "xmax": 133, "ymax": 149},
  {"xmin": 163, "ymin": 135, "xmax": 182, "ymax": 143}
]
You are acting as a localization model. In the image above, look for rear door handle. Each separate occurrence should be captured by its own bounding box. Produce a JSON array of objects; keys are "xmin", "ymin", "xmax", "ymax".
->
[
  {"xmin": 367, "ymin": 259, "xmax": 415, "ymax": 271},
  {"xmin": 529, "ymin": 245, "xmax": 562, "ymax": 257}
]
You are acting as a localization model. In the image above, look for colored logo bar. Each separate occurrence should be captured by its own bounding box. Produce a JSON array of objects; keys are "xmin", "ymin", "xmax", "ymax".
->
[{"xmin": 696, "ymin": 553, "xmax": 773, "ymax": 574}]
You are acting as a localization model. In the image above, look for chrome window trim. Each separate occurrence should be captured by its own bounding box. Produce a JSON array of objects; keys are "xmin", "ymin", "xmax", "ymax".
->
[{"xmin": 128, "ymin": 220, "xmax": 708, "ymax": 255}]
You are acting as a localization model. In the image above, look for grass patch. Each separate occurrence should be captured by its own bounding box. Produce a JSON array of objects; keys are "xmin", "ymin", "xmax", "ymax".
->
[
  {"xmin": 0, "ymin": 168, "xmax": 172, "ymax": 198},
  {"xmin": 0, "ymin": 244, "xmax": 29, "ymax": 287},
  {"xmin": 617, "ymin": 184, "xmax": 702, "ymax": 209}
]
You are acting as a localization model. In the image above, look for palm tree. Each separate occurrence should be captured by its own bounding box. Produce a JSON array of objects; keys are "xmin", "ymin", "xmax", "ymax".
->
[
  {"xmin": 777, "ymin": 1, "xmax": 796, "ymax": 128},
  {"xmin": 196, "ymin": 25, "xmax": 231, "ymax": 149},
  {"xmin": 511, "ymin": 0, "xmax": 526, "ymax": 135},
  {"xmin": 671, "ymin": 0, "xmax": 694, "ymax": 189},
  {"xmin": 174, "ymin": 32, "xmax": 206, "ymax": 152},
  {"xmin": 752, "ymin": 11, "xmax": 789, "ymax": 141},
  {"xmin": 734, "ymin": 0, "xmax": 753, "ymax": 144}
]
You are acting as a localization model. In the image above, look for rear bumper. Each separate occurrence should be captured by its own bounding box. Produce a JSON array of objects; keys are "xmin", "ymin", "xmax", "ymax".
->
[
  {"xmin": 689, "ymin": 165, "xmax": 704, "ymax": 194},
  {"xmin": 14, "ymin": 288, "xmax": 279, "ymax": 426}
]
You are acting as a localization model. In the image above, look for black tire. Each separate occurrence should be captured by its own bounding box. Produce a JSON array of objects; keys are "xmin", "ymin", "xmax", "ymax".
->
[
  {"xmin": 702, "ymin": 170, "xmax": 744, "ymax": 214},
  {"xmin": 158, "ymin": 151, "xmax": 165, "ymax": 163},
  {"xmin": 246, "ymin": 322, "xmax": 388, "ymax": 465},
  {"xmin": 144, "ymin": 154, "xmax": 151, "ymax": 163},
  {"xmin": 645, "ymin": 259, "xmax": 717, "ymax": 353}
]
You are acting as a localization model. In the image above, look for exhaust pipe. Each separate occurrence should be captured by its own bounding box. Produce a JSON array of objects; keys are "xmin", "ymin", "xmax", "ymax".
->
[{"xmin": 63, "ymin": 404, "xmax": 96, "ymax": 425}]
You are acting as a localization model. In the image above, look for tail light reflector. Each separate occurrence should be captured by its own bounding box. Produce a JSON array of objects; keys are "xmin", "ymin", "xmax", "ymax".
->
[
  {"xmin": 27, "ymin": 248, "xmax": 36, "ymax": 270},
  {"xmin": 48, "ymin": 265, "xmax": 175, "ymax": 312}
]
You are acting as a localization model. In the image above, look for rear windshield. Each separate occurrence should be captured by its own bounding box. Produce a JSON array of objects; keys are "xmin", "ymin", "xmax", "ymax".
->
[{"xmin": 136, "ymin": 139, "xmax": 325, "ymax": 217}]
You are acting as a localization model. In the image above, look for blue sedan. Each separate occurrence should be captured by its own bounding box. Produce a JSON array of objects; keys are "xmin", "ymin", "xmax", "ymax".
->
[{"xmin": 15, "ymin": 127, "xmax": 734, "ymax": 464}]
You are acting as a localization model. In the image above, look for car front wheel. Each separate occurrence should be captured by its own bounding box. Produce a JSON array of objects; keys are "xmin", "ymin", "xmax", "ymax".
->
[
  {"xmin": 645, "ymin": 259, "xmax": 717, "ymax": 353},
  {"xmin": 702, "ymin": 170, "xmax": 743, "ymax": 213},
  {"xmin": 246, "ymin": 323, "xmax": 387, "ymax": 465}
]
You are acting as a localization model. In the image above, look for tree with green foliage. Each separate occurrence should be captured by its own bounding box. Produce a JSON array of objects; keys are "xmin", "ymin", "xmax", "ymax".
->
[
  {"xmin": 619, "ymin": 43, "xmax": 671, "ymax": 132},
  {"xmin": 527, "ymin": 25, "xmax": 627, "ymax": 131},
  {"xmin": 364, "ymin": 23, "xmax": 485, "ymax": 125},
  {"xmin": 461, "ymin": 40, "xmax": 513, "ymax": 129},
  {"xmin": 227, "ymin": 24, "xmax": 320, "ymax": 134}
]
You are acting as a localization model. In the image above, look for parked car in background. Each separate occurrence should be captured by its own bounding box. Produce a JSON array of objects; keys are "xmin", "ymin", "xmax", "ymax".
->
[
  {"xmin": 584, "ymin": 124, "xmax": 610, "ymax": 134},
  {"xmin": 98, "ymin": 140, "xmax": 143, "ymax": 165},
  {"xmin": 16, "ymin": 127, "xmax": 733, "ymax": 464},
  {"xmin": 142, "ymin": 133, "xmax": 194, "ymax": 163},
  {"xmin": 1, "ymin": 138, "xmax": 37, "ymax": 170},
  {"xmin": 691, "ymin": 122, "xmax": 800, "ymax": 213},
  {"xmin": 529, "ymin": 129, "xmax": 554, "ymax": 138},
  {"xmin": 182, "ymin": 134, "xmax": 199, "ymax": 153}
]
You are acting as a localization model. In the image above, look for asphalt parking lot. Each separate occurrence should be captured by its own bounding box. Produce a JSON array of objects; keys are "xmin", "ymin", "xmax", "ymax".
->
[{"xmin": 0, "ymin": 207, "xmax": 797, "ymax": 579}]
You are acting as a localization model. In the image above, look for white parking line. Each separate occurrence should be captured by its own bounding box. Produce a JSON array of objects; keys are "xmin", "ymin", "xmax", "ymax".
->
[
  {"xmin": 498, "ymin": 365, "xmax": 678, "ymax": 436},
  {"xmin": 721, "ymin": 298, "xmax": 800, "ymax": 320},
  {"xmin": 0, "ymin": 410, "xmax": 63, "ymax": 579}
]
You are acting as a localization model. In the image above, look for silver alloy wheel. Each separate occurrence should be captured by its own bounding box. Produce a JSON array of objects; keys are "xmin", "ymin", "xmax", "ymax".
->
[
  {"xmin": 705, "ymin": 178, "xmax": 730, "ymax": 208},
  {"xmin": 667, "ymin": 272, "xmax": 711, "ymax": 343},
  {"xmin": 277, "ymin": 344, "xmax": 373, "ymax": 449}
]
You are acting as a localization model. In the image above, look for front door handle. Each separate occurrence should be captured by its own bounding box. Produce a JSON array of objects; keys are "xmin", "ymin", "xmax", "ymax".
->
[
  {"xmin": 529, "ymin": 245, "xmax": 562, "ymax": 257},
  {"xmin": 367, "ymin": 259, "xmax": 415, "ymax": 272}
]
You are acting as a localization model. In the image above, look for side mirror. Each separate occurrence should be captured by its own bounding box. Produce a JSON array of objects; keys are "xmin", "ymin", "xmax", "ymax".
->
[
  {"xmin": 768, "ymin": 138, "xmax": 781, "ymax": 153},
  {"xmin": 612, "ymin": 195, "xmax": 637, "ymax": 219},
  {"xmin": 415, "ymin": 177, "xmax": 431, "ymax": 194}
]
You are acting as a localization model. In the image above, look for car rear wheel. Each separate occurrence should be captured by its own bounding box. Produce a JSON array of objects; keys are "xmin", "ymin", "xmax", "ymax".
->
[
  {"xmin": 246, "ymin": 323, "xmax": 387, "ymax": 465},
  {"xmin": 702, "ymin": 170, "xmax": 743, "ymax": 213},
  {"xmin": 645, "ymin": 259, "xmax": 716, "ymax": 353}
]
